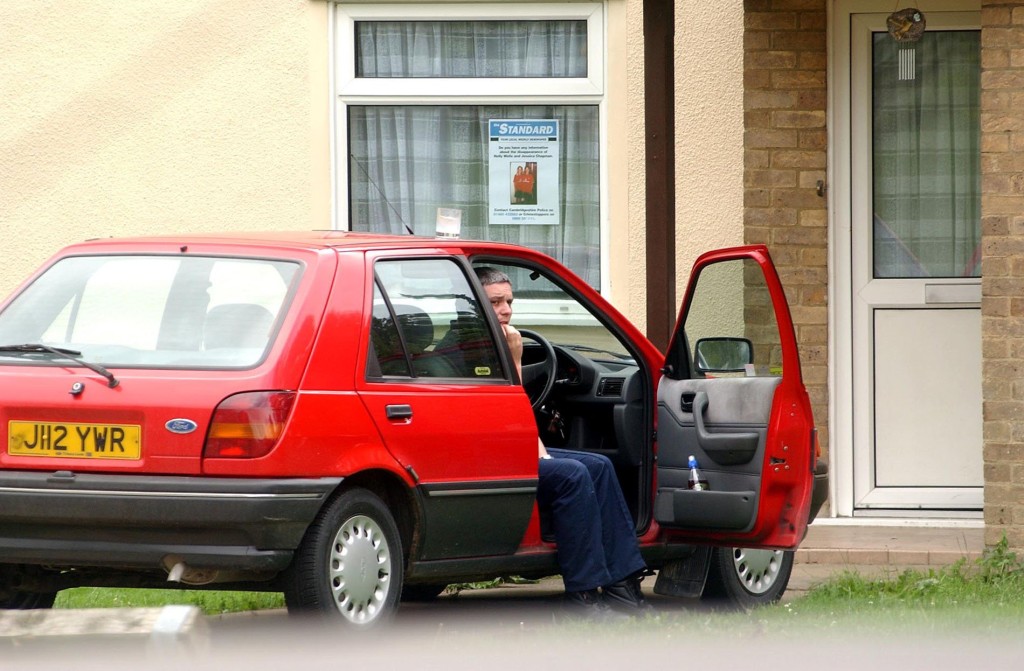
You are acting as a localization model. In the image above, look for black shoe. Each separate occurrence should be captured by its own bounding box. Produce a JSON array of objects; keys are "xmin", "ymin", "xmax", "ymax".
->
[
  {"xmin": 564, "ymin": 588, "xmax": 604, "ymax": 610},
  {"xmin": 562, "ymin": 589, "xmax": 629, "ymax": 621},
  {"xmin": 602, "ymin": 574, "xmax": 654, "ymax": 613}
]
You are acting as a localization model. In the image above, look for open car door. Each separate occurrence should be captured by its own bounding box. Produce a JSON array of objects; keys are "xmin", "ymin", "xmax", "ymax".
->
[{"xmin": 655, "ymin": 245, "xmax": 817, "ymax": 549}]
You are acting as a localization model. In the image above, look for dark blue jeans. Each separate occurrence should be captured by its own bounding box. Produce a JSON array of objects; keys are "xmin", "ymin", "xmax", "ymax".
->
[{"xmin": 537, "ymin": 448, "xmax": 646, "ymax": 592}]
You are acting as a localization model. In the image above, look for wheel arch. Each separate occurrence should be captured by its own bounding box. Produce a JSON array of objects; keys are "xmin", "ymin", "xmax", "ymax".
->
[{"xmin": 332, "ymin": 469, "xmax": 421, "ymax": 564}]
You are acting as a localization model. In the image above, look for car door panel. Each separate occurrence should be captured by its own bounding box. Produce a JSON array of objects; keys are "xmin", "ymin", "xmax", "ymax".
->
[
  {"xmin": 655, "ymin": 377, "xmax": 779, "ymax": 530},
  {"xmin": 357, "ymin": 252, "xmax": 538, "ymax": 561},
  {"xmin": 656, "ymin": 246, "xmax": 815, "ymax": 550}
]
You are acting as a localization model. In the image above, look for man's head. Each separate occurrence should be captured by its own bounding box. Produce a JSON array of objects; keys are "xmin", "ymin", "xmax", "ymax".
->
[{"xmin": 475, "ymin": 266, "xmax": 514, "ymax": 326}]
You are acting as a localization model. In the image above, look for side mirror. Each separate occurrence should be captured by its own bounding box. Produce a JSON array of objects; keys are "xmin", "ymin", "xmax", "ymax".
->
[{"xmin": 694, "ymin": 337, "xmax": 753, "ymax": 374}]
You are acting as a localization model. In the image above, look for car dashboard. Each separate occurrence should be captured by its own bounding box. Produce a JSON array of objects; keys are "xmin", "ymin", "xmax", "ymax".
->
[{"xmin": 524, "ymin": 342, "xmax": 646, "ymax": 468}]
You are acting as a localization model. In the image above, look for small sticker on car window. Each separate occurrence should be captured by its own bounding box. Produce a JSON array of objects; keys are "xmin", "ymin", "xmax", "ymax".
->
[{"xmin": 475, "ymin": 366, "xmax": 491, "ymax": 376}]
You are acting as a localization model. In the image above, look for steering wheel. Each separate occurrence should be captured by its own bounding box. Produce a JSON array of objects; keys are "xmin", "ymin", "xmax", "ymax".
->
[{"xmin": 517, "ymin": 329, "xmax": 557, "ymax": 409}]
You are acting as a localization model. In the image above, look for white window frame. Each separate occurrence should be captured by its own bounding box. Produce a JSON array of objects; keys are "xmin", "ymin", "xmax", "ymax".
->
[
  {"xmin": 329, "ymin": 2, "xmax": 611, "ymax": 292},
  {"xmin": 334, "ymin": 3, "xmax": 605, "ymax": 98}
]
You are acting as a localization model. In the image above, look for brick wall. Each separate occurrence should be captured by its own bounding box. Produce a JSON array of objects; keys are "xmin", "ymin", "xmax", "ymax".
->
[
  {"xmin": 980, "ymin": 1, "xmax": 1024, "ymax": 549},
  {"xmin": 743, "ymin": 0, "xmax": 829, "ymax": 463},
  {"xmin": 742, "ymin": 1, "xmax": 1024, "ymax": 541}
]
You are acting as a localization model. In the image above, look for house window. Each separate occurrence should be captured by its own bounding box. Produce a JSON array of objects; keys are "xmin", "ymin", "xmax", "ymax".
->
[{"xmin": 334, "ymin": 3, "xmax": 605, "ymax": 290}]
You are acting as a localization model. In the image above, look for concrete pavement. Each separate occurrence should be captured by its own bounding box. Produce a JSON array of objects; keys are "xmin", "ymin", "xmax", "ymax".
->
[{"xmin": 787, "ymin": 518, "xmax": 985, "ymax": 596}]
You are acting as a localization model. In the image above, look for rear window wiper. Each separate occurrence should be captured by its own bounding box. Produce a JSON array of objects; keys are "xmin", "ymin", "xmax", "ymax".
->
[{"xmin": 0, "ymin": 343, "xmax": 120, "ymax": 388}]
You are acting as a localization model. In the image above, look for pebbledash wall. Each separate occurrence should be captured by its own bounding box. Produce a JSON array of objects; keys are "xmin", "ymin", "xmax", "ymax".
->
[
  {"xmin": 0, "ymin": 0, "xmax": 744, "ymax": 349},
  {"xmin": 0, "ymin": 0, "xmax": 332, "ymax": 298}
]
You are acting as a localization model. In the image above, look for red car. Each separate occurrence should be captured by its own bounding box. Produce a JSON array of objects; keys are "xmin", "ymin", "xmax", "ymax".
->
[{"xmin": 0, "ymin": 231, "xmax": 826, "ymax": 626}]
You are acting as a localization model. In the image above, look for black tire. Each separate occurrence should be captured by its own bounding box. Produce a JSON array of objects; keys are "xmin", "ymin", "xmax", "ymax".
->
[
  {"xmin": 702, "ymin": 546, "xmax": 793, "ymax": 609},
  {"xmin": 401, "ymin": 583, "xmax": 448, "ymax": 602},
  {"xmin": 0, "ymin": 590, "xmax": 57, "ymax": 610},
  {"xmin": 0, "ymin": 566, "xmax": 58, "ymax": 609},
  {"xmin": 283, "ymin": 488, "xmax": 403, "ymax": 627}
]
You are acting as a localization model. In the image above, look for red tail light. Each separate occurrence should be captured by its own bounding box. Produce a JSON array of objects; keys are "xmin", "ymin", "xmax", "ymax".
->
[{"xmin": 204, "ymin": 391, "xmax": 296, "ymax": 459}]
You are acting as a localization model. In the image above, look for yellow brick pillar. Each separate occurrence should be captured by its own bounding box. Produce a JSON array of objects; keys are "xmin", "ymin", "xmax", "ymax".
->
[{"xmin": 981, "ymin": 1, "xmax": 1024, "ymax": 551}]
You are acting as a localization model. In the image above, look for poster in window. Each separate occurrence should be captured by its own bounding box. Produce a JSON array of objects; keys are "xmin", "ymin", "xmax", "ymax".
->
[{"xmin": 488, "ymin": 120, "xmax": 560, "ymax": 226}]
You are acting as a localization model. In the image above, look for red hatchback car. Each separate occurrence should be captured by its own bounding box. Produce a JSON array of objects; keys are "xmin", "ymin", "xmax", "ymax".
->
[{"xmin": 0, "ymin": 231, "xmax": 826, "ymax": 626}]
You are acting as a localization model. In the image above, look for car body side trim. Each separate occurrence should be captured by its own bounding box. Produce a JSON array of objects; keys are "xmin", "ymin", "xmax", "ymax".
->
[
  {"xmin": 425, "ymin": 486, "xmax": 536, "ymax": 497},
  {"xmin": 0, "ymin": 486, "xmax": 326, "ymax": 499},
  {"xmin": 421, "ymin": 479, "xmax": 536, "ymax": 496}
]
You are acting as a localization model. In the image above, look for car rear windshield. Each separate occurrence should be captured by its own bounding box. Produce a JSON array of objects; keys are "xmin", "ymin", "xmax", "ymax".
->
[{"xmin": 0, "ymin": 254, "xmax": 301, "ymax": 369}]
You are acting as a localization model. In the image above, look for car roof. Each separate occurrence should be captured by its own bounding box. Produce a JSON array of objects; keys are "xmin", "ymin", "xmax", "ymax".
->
[{"xmin": 61, "ymin": 230, "xmax": 528, "ymax": 256}]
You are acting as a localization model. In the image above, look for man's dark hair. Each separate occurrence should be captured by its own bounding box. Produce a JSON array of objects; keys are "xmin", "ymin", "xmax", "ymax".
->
[{"xmin": 474, "ymin": 266, "xmax": 512, "ymax": 287}]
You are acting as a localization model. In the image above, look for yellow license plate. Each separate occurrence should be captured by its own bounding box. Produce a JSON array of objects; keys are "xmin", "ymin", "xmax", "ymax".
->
[{"xmin": 8, "ymin": 421, "xmax": 141, "ymax": 460}]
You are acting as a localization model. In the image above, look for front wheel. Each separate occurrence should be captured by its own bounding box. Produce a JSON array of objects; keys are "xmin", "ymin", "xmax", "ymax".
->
[
  {"xmin": 283, "ymin": 488, "xmax": 403, "ymax": 627},
  {"xmin": 701, "ymin": 547, "xmax": 793, "ymax": 609}
]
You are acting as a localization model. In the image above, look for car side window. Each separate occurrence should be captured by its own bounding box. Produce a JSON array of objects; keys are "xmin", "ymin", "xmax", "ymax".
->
[
  {"xmin": 366, "ymin": 258, "xmax": 506, "ymax": 380},
  {"xmin": 471, "ymin": 261, "xmax": 634, "ymax": 363},
  {"xmin": 675, "ymin": 257, "xmax": 782, "ymax": 379},
  {"xmin": 368, "ymin": 282, "xmax": 413, "ymax": 377}
]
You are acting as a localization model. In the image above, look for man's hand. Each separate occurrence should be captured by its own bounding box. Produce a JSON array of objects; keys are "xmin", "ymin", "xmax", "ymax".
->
[
  {"xmin": 502, "ymin": 323, "xmax": 523, "ymax": 364},
  {"xmin": 502, "ymin": 323, "xmax": 523, "ymax": 382}
]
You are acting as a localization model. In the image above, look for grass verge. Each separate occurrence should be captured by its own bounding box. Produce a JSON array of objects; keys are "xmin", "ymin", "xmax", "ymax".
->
[{"xmin": 54, "ymin": 587, "xmax": 284, "ymax": 614}]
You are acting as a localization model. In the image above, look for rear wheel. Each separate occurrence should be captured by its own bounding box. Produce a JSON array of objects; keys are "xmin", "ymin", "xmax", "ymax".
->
[
  {"xmin": 0, "ymin": 589, "xmax": 57, "ymax": 610},
  {"xmin": 284, "ymin": 488, "xmax": 403, "ymax": 628},
  {"xmin": 702, "ymin": 547, "xmax": 793, "ymax": 609},
  {"xmin": 0, "ymin": 566, "xmax": 58, "ymax": 610}
]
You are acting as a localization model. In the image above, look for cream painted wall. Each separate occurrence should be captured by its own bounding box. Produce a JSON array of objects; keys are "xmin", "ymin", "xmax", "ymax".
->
[
  {"xmin": 621, "ymin": 0, "xmax": 649, "ymax": 328},
  {"xmin": 1, "ymin": 0, "xmax": 741, "ymax": 339},
  {"xmin": 0, "ymin": 0, "xmax": 331, "ymax": 299},
  {"xmin": 613, "ymin": 0, "xmax": 746, "ymax": 332},
  {"xmin": 673, "ymin": 0, "xmax": 745, "ymax": 299},
  {"xmin": 606, "ymin": 0, "xmax": 647, "ymax": 326}
]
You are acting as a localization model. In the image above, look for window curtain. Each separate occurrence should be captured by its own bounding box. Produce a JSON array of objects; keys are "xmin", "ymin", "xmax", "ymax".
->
[
  {"xmin": 872, "ymin": 31, "xmax": 981, "ymax": 278},
  {"xmin": 347, "ymin": 21, "xmax": 599, "ymax": 288},
  {"xmin": 355, "ymin": 20, "xmax": 587, "ymax": 78}
]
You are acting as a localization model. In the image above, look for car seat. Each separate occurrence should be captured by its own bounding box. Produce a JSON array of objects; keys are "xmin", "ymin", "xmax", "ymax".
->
[{"xmin": 203, "ymin": 303, "xmax": 274, "ymax": 350}]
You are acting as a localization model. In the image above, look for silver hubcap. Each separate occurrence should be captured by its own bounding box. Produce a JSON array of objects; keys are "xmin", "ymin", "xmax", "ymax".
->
[
  {"xmin": 731, "ymin": 547, "xmax": 783, "ymax": 595},
  {"xmin": 329, "ymin": 514, "xmax": 393, "ymax": 624}
]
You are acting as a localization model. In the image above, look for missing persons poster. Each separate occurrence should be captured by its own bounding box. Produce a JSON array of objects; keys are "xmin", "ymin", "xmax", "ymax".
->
[{"xmin": 488, "ymin": 119, "xmax": 560, "ymax": 226}]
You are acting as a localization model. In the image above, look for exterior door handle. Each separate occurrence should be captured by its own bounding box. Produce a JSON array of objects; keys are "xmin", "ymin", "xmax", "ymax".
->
[{"xmin": 385, "ymin": 404, "xmax": 413, "ymax": 420}]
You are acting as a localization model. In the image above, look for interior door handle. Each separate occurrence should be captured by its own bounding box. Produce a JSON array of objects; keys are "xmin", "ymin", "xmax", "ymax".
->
[
  {"xmin": 691, "ymin": 391, "xmax": 760, "ymax": 464},
  {"xmin": 385, "ymin": 404, "xmax": 413, "ymax": 420}
]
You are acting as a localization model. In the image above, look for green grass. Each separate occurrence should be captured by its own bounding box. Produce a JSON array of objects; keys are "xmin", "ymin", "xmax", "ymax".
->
[
  {"xmin": 773, "ymin": 537, "xmax": 1024, "ymax": 634},
  {"xmin": 657, "ymin": 536, "xmax": 1024, "ymax": 640},
  {"xmin": 54, "ymin": 587, "xmax": 284, "ymax": 615}
]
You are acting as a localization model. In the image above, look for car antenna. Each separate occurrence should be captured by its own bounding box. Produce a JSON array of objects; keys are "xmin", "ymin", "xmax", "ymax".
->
[{"xmin": 349, "ymin": 153, "xmax": 416, "ymax": 235}]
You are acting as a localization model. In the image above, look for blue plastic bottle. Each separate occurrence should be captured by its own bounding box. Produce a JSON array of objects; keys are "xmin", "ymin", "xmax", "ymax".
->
[{"xmin": 687, "ymin": 455, "xmax": 709, "ymax": 491}]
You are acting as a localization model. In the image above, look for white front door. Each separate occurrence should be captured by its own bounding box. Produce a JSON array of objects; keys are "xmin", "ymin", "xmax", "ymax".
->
[{"xmin": 834, "ymin": 2, "xmax": 983, "ymax": 514}]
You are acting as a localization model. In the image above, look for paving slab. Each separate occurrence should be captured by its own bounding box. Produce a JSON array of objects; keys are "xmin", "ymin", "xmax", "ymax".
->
[{"xmin": 797, "ymin": 520, "xmax": 984, "ymax": 566}]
